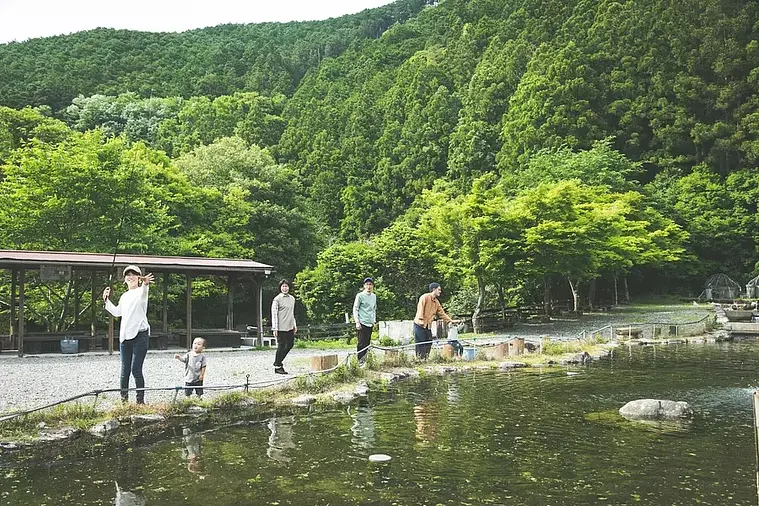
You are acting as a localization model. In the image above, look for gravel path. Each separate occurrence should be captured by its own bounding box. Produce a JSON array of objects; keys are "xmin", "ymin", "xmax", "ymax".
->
[{"xmin": 0, "ymin": 347, "xmax": 353, "ymax": 413}]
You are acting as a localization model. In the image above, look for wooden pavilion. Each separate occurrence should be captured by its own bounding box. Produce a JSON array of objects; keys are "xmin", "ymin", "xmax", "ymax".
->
[{"xmin": 0, "ymin": 250, "xmax": 274, "ymax": 356}]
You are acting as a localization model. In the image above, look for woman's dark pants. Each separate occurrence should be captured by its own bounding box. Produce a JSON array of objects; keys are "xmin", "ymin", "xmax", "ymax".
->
[
  {"xmin": 274, "ymin": 330, "xmax": 295, "ymax": 368},
  {"xmin": 120, "ymin": 330, "xmax": 149, "ymax": 403}
]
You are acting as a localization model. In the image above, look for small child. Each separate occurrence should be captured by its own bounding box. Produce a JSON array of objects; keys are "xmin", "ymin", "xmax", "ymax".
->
[
  {"xmin": 175, "ymin": 337, "xmax": 207, "ymax": 399},
  {"xmin": 447, "ymin": 322, "xmax": 464, "ymax": 357}
]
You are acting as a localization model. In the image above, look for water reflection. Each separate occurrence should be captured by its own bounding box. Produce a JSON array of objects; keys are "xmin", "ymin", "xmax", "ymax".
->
[
  {"xmin": 267, "ymin": 415, "xmax": 296, "ymax": 463},
  {"xmin": 182, "ymin": 428, "xmax": 204, "ymax": 476},
  {"xmin": 114, "ymin": 481, "xmax": 146, "ymax": 506},
  {"xmin": 414, "ymin": 401, "xmax": 438, "ymax": 444},
  {"xmin": 350, "ymin": 405, "xmax": 376, "ymax": 451}
]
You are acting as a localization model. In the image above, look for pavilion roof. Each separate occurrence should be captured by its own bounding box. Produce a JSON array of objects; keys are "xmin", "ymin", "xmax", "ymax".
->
[{"xmin": 0, "ymin": 250, "xmax": 274, "ymax": 275}]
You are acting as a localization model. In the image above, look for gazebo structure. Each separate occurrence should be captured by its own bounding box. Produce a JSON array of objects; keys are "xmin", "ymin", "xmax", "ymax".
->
[
  {"xmin": 0, "ymin": 250, "xmax": 274, "ymax": 356},
  {"xmin": 746, "ymin": 274, "xmax": 759, "ymax": 299},
  {"xmin": 701, "ymin": 273, "xmax": 742, "ymax": 300}
]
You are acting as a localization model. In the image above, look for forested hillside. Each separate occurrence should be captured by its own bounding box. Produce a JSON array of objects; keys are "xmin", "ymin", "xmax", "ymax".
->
[
  {"xmin": 0, "ymin": 0, "xmax": 757, "ymax": 329},
  {"xmin": 0, "ymin": 0, "xmax": 429, "ymax": 110}
]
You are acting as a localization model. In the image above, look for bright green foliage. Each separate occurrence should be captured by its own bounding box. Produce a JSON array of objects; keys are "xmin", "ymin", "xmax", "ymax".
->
[
  {"xmin": 419, "ymin": 174, "xmax": 522, "ymax": 319},
  {"xmin": 512, "ymin": 180, "xmax": 685, "ymax": 310},
  {"xmin": 174, "ymin": 136, "xmax": 321, "ymax": 278},
  {"xmin": 0, "ymin": 131, "xmax": 172, "ymax": 252},
  {"xmin": 0, "ymin": 106, "xmax": 71, "ymax": 164},
  {"xmin": 296, "ymin": 219, "xmax": 442, "ymax": 322}
]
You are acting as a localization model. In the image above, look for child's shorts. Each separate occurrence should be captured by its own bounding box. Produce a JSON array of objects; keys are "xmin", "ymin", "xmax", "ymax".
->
[{"xmin": 185, "ymin": 379, "xmax": 204, "ymax": 397}]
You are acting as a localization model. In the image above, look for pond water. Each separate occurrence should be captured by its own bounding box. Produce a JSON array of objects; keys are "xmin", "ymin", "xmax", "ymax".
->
[{"xmin": 2, "ymin": 341, "xmax": 758, "ymax": 505}]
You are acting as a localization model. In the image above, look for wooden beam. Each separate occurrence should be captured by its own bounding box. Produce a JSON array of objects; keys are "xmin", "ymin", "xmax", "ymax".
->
[{"xmin": 17, "ymin": 269, "xmax": 24, "ymax": 357}]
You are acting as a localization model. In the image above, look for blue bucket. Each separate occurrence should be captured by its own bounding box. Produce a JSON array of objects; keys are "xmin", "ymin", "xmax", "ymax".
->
[
  {"xmin": 60, "ymin": 339, "xmax": 79, "ymax": 354},
  {"xmin": 463, "ymin": 347, "xmax": 476, "ymax": 361}
]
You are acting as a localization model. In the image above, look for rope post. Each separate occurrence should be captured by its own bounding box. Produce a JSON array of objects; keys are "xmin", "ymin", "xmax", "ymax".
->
[
  {"xmin": 173, "ymin": 386, "xmax": 180, "ymax": 403},
  {"xmin": 753, "ymin": 390, "xmax": 759, "ymax": 504},
  {"xmin": 245, "ymin": 374, "xmax": 250, "ymax": 393}
]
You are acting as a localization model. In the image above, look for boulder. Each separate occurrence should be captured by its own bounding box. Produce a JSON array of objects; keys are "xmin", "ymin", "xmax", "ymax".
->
[
  {"xmin": 332, "ymin": 391, "xmax": 357, "ymax": 404},
  {"xmin": 291, "ymin": 394, "xmax": 316, "ymax": 406},
  {"xmin": 355, "ymin": 381, "xmax": 369, "ymax": 396},
  {"xmin": 619, "ymin": 399, "xmax": 693, "ymax": 421},
  {"xmin": 90, "ymin": 419, "xmax": 120, "ymax": 436},
  {"xmin": 499, "ymin": 361, "xmax": 528, "ymax": 369},
  {"xmin": 129, "ymin": 414, "xmax": 166, "ymax": 426}
]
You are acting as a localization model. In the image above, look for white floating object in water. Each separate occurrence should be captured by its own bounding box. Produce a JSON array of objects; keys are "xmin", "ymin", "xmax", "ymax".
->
[{"xmin": 368, "ymin": 454, "xmax": 392, "ymax": 462}]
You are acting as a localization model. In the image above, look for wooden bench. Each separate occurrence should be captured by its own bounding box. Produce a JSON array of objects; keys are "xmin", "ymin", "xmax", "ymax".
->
[
  {"xmin": 22, "ymin": 332, "xmax": 90, "ymax": 354},
  {"xmin": 173, "ymin": 329, "xmax": 243, "ymax": 349},
  {"xmin": 101, "ymin": 331, "xmax": 170, "ymax": 351}
]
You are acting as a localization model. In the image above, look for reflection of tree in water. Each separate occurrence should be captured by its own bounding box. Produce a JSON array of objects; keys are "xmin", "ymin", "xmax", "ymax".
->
[
  {"xmin": 414, "ymin": 402, "xmax": 438, "ymax": 444},
  {"xmin": 182, "ymin": 428, "xmax": 204, "ymax": 476},
  {"xmin": 267, "ymin": 415, "xmax": 296, "ymax": 463},
  {"xmin": 114, "ymin": 481, "xmax": 146, "ymax": 506},
  {"xmin": 350, "ymin": 405, "xmax": 376, "ymax": 452}
]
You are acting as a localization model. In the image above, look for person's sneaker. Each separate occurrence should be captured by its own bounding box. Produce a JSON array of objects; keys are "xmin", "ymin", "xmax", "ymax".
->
[
  {"xmin": 358, "ymin": 360, "xmax": 367, "ymax": 368},
  {"xmin": 274, "ymin": 367, "xmax": 288, "ymax": 375}
]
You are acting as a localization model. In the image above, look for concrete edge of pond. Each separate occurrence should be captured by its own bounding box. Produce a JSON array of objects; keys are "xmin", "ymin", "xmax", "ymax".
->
[{"xmin": 0, "ymin": 334, "xmax": 724, "ymax": 451}]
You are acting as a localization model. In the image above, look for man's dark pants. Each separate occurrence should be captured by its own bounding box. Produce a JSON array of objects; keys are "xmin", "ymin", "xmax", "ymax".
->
[
  {"xmin": 357, "ymin": 324, "xmax": 373, "ymax": 362},
  {"xmin": 413, "ymin": 323, "xmax": 433, "ymax": 359}
]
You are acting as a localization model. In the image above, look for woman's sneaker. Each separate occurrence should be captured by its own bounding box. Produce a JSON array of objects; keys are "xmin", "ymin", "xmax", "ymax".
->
[{"xmin": 274, "ymin": 367, "xmax": 288, "ymax": 375}]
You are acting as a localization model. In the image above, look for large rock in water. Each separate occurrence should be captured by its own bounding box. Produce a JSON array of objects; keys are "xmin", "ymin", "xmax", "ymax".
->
[{"xmin": 619, "ymin": 399, "xmax": 694, "ymax": 421}]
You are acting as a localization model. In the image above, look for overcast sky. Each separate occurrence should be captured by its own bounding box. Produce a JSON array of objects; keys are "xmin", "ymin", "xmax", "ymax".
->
[{"xmin": 0, "ymin": 0, "xmax": 394, "ymax": 44}]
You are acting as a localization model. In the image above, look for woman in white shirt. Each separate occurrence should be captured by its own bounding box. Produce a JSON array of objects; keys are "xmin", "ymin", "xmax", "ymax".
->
[{"xmin": 103, "ymin": 264, "xmax": 154, "ymax": 404}]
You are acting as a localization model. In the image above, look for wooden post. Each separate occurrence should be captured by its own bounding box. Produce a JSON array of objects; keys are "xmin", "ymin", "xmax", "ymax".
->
[
  {"xmin": 17, "ymin": 268, "xmax": 24, "ymax": 357},
  {"xmin": 186, "ymin": 274, "xmax": 193, "ymax": 349},
  {"xmin": 10, "ymin": 268, "xmax": 16, "ymax": 350},
  {"xmin": 310, "ymin": 354, "xmax": 338, "ymax": 372},
  {"xmin": 226, "ymin": 274, "xmax": 234, "ymax": 330},
  {"xmin": 90, "ymin": 272, "xmax": 97, "ymax": 339},
  {"xmin": 494, "ymin": 343, "xmax": 508, "ymax": 360},
  {"xmin": 257, "ymin": 277, "xmax": 264, "ymax": 347},
  {"xmin": 73, "ymin": 273, "xmax": 80, "ymax": 328},
  {"xmin": 162, "ymin": 273, "xmax": 169, "ymax": 335},
  {"xmin": 753, "ymin": 390, "xmax": 759, "ymax": 506},
  {"xmin": 508, "ymin": 338, "xmax": 524, "ymax": 356}
]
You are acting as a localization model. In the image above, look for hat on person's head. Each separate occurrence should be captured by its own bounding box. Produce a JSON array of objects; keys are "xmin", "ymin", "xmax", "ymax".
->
[
  {"xmin": 429, "ymin": 282, "xmax": 441, "ymax": 292},
  {"xmin": 363, "ymin": 277, "xmax": 374, "ymax": 284},
  {"xmin": 123, "ymin": 265, "xmax": 142, "ymax": 277}
]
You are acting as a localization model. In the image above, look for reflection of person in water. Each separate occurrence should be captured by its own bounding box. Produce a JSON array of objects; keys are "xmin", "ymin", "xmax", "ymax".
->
[
  {"xmin": 115, "ymin": 481, "xmax": 146, "ymax": 506},
  {"xmin": 182, "ymin": 428, "xmax": 204, "ymax": 475},
  {"xmin": 267, "ymin": 415, "xmax": 296, "ymax": 463},
  {"xmin": 350, "ymin": 405, "xmax": 376, "ymax": 451},
  {"xmin": 413, "ymin": 402, "xmax": 438, "ymax": 444}
]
